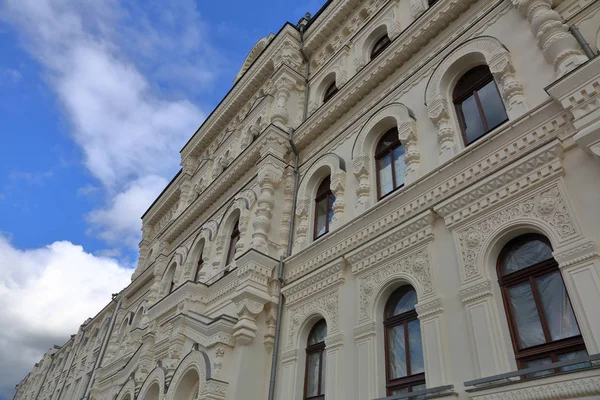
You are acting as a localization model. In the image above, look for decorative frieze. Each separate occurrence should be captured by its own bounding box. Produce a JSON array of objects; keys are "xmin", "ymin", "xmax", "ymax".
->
[{"xmin": 282, "ymin": 258, "xmax": 346, "ymax": 305}]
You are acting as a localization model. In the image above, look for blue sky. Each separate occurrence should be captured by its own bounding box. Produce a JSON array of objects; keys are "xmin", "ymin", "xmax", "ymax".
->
[{"xmin": 0, "ymin": 0, "xmax": 323, "ymax": 398}]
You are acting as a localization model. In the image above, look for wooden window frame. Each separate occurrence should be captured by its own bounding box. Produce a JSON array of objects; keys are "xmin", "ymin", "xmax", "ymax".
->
[
  {"xmin": 375, "ymin": 128, "xmax": 405, "ymax": 200},
  {"xmin": 453, "ymin": 65, "xmax": 508, "ymax": 146},
  {"xmin": 323, "ymin": 82, "xmax": 339, "ymax": 104},
  {"xmin": 304, "ymin": 320, "xmax": 326, "ymax": 400},
  {"xmin": 226, "ymin": 220, "xmax": 240, "ymax": 266},
  {"xmin": 497, "ymin": 234, "xmax": 586, "ymax": 369},
  {"xmin": 383, "ymin": 288, "xmax": 425, "ymax": 395},
  {"xmin": 313, "ymin": 177, "xmax": 334, "ymax": 240},
  {"xmin": 370, "ymin": 34, "xmax": 391, "ymax": 60}
]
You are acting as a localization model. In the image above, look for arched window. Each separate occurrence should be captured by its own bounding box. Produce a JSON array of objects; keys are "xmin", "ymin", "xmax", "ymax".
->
[
  {"xmin": 371, "ymin": 34, "xmax": 391, "ymax": 60},
  {"xmin": 323, "ymin": 81, "xmax": 338, "ymax": 104},
  {"xmin": 376, "ymin": 128, "xmax": 406, "ymax": 199},
  {"xmin": 384, "ymin": 286, "xmax": 425, "ymax": 396},
  {"xmin": 194, "ymin": 250, "xmax": 204, "ymax": 282},
  {"xmin": 226, "ymin": 220, "xmax": 240, "ymax": 266},
  {"xmin": 305, "ymin": 319, "xmax": 327, "ymax": 400},
  {"xmin": 498, "ymin": 234, "xmax": 586, "ymax": 370},
  {"xmin": 314, "ymin": 176, "xmax": 335, "ymax": 240},
  {"xmin": 453, "ymin": 65, "xmax": 507, "ymax": 146},
  {"xmin": 165, "ymin": 263, "xmax": 177, "ymax": 294}
]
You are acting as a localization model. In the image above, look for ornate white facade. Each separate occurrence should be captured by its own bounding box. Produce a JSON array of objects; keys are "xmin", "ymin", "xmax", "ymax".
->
[{"xmin": 14, "ymin": 1, "xmax": 600, "ymax": 400}]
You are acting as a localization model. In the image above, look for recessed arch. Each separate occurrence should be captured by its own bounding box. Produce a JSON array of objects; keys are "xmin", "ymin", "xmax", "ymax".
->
[
  {"xmin": 115, "ymin": 376, "xmax": 135, "ymax": 400},
  {"xmin": 165, "ymin": 347, "xmax": 215, "ymax": 400},
  {"xmin": 138, "ymin": 364, "xmax": 167, "ymax": 400},
  {"xmin": 294, "ymin": 153, "xmax": 347, "ymax": 250},
  {"xmin": 425, "ymin": 36, "xmax": 527, "ymax": 163}
]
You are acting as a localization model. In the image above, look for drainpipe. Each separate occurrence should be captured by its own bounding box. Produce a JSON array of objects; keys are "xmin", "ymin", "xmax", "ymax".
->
[
  {"xmin": 569, "ymin": 25, "xmax": 596, "ymax": 59},
  {"xmin": 299, "ymin": 20, "xmax": 311, "ymax": 122},
  {"xmin": 83, "ymin": 293, "xmax": 122, "ymax": 400},
  {"xmin": 267, "ymin": 128, "xmax": 301, "ymax": 400}
]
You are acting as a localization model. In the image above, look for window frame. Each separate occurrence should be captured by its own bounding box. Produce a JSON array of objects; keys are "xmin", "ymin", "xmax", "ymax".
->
[
  {"xmin": 304, "ymin": 319, "xmax": 327, "ymax": 400},
  {"xmin": 453, "ymin": 65, "xmax": 508, "ymax": 146},
  {"xmin": 375, "ymin": 128, "xmax": 405, "ymax": 200},
  {"xmin": 313, "ymin": 177, "xmax": 335, "ymax": 240},
  {"xmin": 226, "ymin": 220, "xmax": 240, "ymax": 266},
  {"xmin": 383, "ymin": 287, "xmax": 426, "ymax": 395},
  {"xmin": 370, "ymin": 34, "xmax": 391, "ymax": 60},
  {"xmin": 497, "ymin": 234, "xmax": 586, "ymax": 370},
  {"xmin": 323, "ymin": 81, "xmax": 339, "ymax": 104}
]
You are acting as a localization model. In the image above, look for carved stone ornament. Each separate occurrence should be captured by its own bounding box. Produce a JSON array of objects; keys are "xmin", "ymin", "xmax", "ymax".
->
[
  {"xmin": 457, "ymin": 184, "xmax": 578, "ymax": 282},
  {"xmin": 352, "ymin": 103, "xmax": 420, "ymax": 212},
  {"xmin": 287, "ymin": 290, "xmax": 339, "ymax": 348},
  {"xmin": 252, "ymin": 159, "xmax": 285, "ymax": 253},
  {"xmin": 426, "ymin": 36, "xmax": 528, "ymax": 163},
  {"xmin": 511, "ymin": 0, "xmax": 587, "ymax": 77},
  {"xmin": 358, "ymin": 247, "xmax": 433, "ymax": 322},
  {"xmin": 294, "ymin": 154, "xmax": 346, "ymax": 250}
]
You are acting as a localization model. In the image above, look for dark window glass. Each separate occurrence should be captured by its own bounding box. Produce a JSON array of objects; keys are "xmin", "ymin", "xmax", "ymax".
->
[
  {"xmin": 305, "ymin": 319, "xmax": 327, "ymax": 400},
  {"xmin": 314, "ymin": 177, "xmax": 335, "ymax": 239},
  {"xmin": 323, "ymin": 82, "xmax": 338, "ymax": 103},
  {"xmin": 194, "ymin": 251, "xmax": 204, "ymax": 282},
  {"xmin": 226, "ymin": 220, "xmax": 240, "ymax": 266},
  {"xmin": 428, "ymin": 0, "xmax": 439, "ymax": 6},
  {"xmin": 384, "ymin": 286, "xmax": 425, "ymax": 395},
  {"xmin": 376, "ymin": 128, "xmax": 406, "ymax": 199},
  {"xmin": 371, "ymin": 34, "xmax": 391, "ymax": 60},
  {"xmin": 498, "ymin": 234, "xmax": 586, "ymax": 370},
  {"xmin": 453, "ymin": 65, "xmax": 508, "ymax": 145}
]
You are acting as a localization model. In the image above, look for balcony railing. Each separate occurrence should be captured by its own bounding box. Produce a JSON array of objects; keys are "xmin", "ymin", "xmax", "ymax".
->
[
  {"xmin": 464, "ymin": 353, "xmax": 600, "ymax": 391},
  {"xmin": 373, "ymin": 385, "xmax": 456, "ymax": 400}
]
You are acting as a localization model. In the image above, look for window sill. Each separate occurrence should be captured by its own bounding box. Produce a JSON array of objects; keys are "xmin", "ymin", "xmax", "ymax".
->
[
  {"xmin": 464, "ymin": 354, "xmax": 600, "ymax": 399},
  {"xmin": 374, "ymin": 385, "xmax": 456, "ymax": 400}
]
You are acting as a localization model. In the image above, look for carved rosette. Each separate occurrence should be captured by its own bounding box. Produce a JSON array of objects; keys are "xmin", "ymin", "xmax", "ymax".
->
[
  {"xmin": 358, "ymin": 248, "xmax": 433, "ymax": 322},
  {"xmin": 457, "ymin": 185, "xmax": 577, "ymax": 282},
  {"xmin": 512, "ymin": 0, "xmax": 586, "ymax": 77},
  {"xmin": 252, "ymin": 160, "xmax": 284, "ymax": 253}
]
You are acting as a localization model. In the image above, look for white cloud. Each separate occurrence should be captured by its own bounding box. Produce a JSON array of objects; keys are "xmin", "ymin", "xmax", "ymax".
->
[
  {"xmin": 1, "ymin": 0, "xmax": 210, "ymax": 247},
  {"xmin": 0, "ymin": 235, "xmax": 131, "ymax": 399},
  {"xmin": 87, "ymin": 175, "xmax": 168, "ymax": 248}
]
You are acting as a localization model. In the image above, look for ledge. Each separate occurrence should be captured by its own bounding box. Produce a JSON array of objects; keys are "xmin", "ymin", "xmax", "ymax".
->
[
  {"xmin": 374, "ymin": 384, "xmax": 456, "ymax": 400},
  {"xmin": 465, "ymin": 354, "xmax": 600, "ymax": 400}
]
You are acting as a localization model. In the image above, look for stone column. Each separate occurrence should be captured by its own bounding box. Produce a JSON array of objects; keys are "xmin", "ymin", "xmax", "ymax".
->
[
  {"xmin": 353, "ymin": 157, "xmax": 372, "ymax": 213},
  {"xmin": 489, "ymin": 52, "xmax": 528, "ymax": 118},
  {"xmin": 428, "ymin": 98, "xmax": 457, "ymax": 164},
  {"xmin": 324, "ymin": 334, "xmax": 344, "ymax": 400},
  {"xmin": 512, "ymin": 0, "xmax": 587, "ymax": 77},
  {"xmin": 398, "ymin": 117, "xmax": 420, "ymax": 185},
  {"xmin": 415, "ymin": 297, "xmax": 449, "ymax": 387},
  {"xmin": 459, "ymin": 279, "xmax": 511, "ymax": 378},
  {"xmin": 330, "ymin": 172, "xmax": 346, "ymax": 231},
  {"xmin": 252, "ymin": 159, "xmax": 285, "ymax": 254},
  {"xmin": 271, "ymin": 77, "xmax": 294, "ymax": 128},
  {"xmin": 555, "ymin": 239, "xmax": 600, "ymax": 354},
  {"xmin": 353, "ymin": 323, "xmax": 377, "ymax": 400}
]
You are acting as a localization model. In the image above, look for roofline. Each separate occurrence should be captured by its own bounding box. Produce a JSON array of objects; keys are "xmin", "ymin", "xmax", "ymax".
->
[
  {"xmin": 304, "ymin": 0, "xmax": 334, "ymax": 30},
  {"xmin": 141, "ymin": 169, "xmax": 183, "ymax": 219},
  {"xmin": 179, "ymin": 21, "xmax": 298, "ymax": 154}
]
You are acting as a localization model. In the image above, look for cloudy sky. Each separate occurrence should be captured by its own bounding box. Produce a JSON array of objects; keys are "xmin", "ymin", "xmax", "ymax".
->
[{"xmin": 0, "ymin": 0, "xmax": 323, "ymax": 398}]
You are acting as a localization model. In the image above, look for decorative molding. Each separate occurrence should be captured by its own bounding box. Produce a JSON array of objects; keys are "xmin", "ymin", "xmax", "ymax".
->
[
  {"xmin": 456, "ymin": 182, "xmax": 579, "ymax": 282},
  {"xmin": 459, "ymin": 279, "xmax": 493, "ymax": 305},
  {"xmin": 416, "ymin": 296, "xmax": 444, "ymax": 319},
  {"xmin": 282, "ymin": 258, "xmax": 346, "ymax": 305},
  {"xmin": 353, "ymin": 322, "xmax": 377, "ymax": 341},
  {"xmin": 286, "ymin": 289, "xmax": 339, "ymax": 348},
  {"xmin": 554, "ymin": 238, "xmax": 600, "ymax": 269},
  {"xmin": 358, "ymin": 246, "xmax": 434, "ymax": 322}
]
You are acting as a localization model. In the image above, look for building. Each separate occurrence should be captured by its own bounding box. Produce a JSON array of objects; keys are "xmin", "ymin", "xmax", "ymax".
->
[{"xmin": 13, "ymin": 0, "xmax": 600, "ymax": 399}]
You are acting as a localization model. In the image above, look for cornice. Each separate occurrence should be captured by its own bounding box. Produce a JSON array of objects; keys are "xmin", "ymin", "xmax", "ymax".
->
[
  {"xmin": 282, "ymin": 258, "xmax": 346, "ymax": 305},
  {"xmin": 155, "ymin": 313, "xmax": 236, "ymax": 349},
  {"xmin": 181, "ymin": 27, "xmax": 299, "ymax": 161},
  {"xmin": 285, "ymin": 105, "xmax": 571, "ymax": 283},
  {"xmin": 143, "ymin": 174, "xmax": 183, "ymax": 226},
  {"xmin": 294, "ymin": 0, "xmax": 482, "ymax": 152},
  {"xmin": 346, "ymin": 210, "xmax": 435, "ymax": 275},
  {"xmin": 303, "ymin": 0, "xmax": 362, "ymax": 56},
  {"xmin": 163, "ymin": 127, "xmax": 289, "ymax": 245},
  {"xmin": 434, "ymin": 140, "xmax": 565, "ymax": 229}
]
